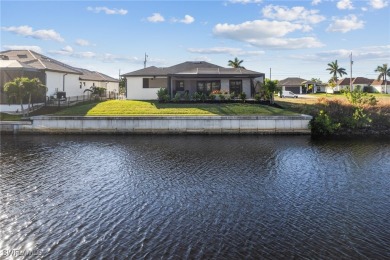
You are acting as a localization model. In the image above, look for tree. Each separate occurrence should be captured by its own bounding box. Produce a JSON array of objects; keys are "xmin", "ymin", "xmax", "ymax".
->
[
  {"xmin": 119, "ymin": 77, "xmax": 126, "ymax": 96},
  {"xmin": 263, "ymin": 79, "xmax": 279, "ymax": 104},
  {"xmin": 375, "ymin": 63, "xmax": 390, "ymax": 94},
  {"xmin": 24, "ymin": 78, "xmax": 46, "ymax": 115},
  {"xmin": 326, "ymin": 60, "xmax": 347, "ymax": 84},
  {"xmin": 228, "ymin": 57, "xmax": 245, "ymax": 69},
  {"xmin": 4, "ymin": 77, "xmax": 27, "ymax": 115}
]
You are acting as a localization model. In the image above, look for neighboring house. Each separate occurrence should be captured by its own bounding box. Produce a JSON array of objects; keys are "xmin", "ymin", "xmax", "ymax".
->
[
  {"xmin": 335, "ymin": 77, "xmax": 372, "ymax": 92},
  {"xmin": 121, "ymin": 61, "xmax": 264, "ymax": 100},
  {"xmin": 371, "ymin": 80, "xmax": 390, "ymax": 94},
  {"xmin": 76, "ymin": 68, "xmax": 119, "ymax": 98},
  {"xmin": 0, "ymin": 50, "xmax": 119, "ymax": 103},
  {"xmin": 278, "ymin": 77, "xmax": 317, "ymax": 94}
]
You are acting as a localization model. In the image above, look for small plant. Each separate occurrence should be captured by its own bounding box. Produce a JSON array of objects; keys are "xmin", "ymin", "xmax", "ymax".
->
[
  {"xmin": 200, "ymin": 93, "xmax": 206, "ymax": 102},
  {"xmin": 219, "ymin": 94, "xmax": 225, "ymax": 101},
  {"xmin": 239, "ymin": 92, "xmax": 246, "ymax": 102},
  {"xmin": 184, "ymin": 91, "xmax": 190, "ymax": 101},
  {"xmin": 157, "ymin": 88, "xmax": 169, "ymax": 102},
  {"xmin": 254, "ymin": 94, "xmax": 261, "ymax": 102},
  {"xmin": 172, "ymin": 92, "xmax": 181, "ymax": 102},
  {"xmin": 230, "ymin": 91, "xmax": 236, "ymax": 100},
  {"xmin": 209, "ymin": 94, "xmax": 216, "ymax": 101},
  {"xmin": 310, "ymin": 110, "xmax": 340, "ymax": 137}
]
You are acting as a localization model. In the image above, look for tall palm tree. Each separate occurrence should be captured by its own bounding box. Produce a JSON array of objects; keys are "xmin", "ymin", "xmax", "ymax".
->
[
  {"xmin": 326, "ymin": 60, "xmax": 347, "ymax": 83},
  {"xmin": 228, "ymin": 57, "xmax": 245, "ymax": 69},
  {"xmin": 375, "ymin": 63, "xmax": 390, "ymax": 94},
  {"xmin": 4, "ymin": 77, "xmax": 27, "ymax": 115}
]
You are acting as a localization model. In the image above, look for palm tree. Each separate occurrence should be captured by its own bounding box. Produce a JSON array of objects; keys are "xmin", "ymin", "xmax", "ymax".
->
[
  {"xmin": 4, "ymin": 77, "xmax": 27, "ymax": 115},
  {"xmin": 24, "ymin": 78, "xmax": 46, "ymax": 115},
  {"xmin": 228, "ymin": 57, "xmax": 245, "ymax": 69},
  {"xmin": 375, "ymin": 63, "xmax": 390, "ymax": 94},
  {"xmin": 263, "ymin": 79, "xmax": 279, "ymax": 104},
  {"xmin": 326, "ymin": 60, "xmax": 347, "ymax": 84}
]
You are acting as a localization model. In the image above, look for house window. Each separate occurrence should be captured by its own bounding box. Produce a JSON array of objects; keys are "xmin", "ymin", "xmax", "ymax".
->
[
  {"xmin": 197, "ymin": 81, "xmax": 220, "ymax": 94},
  {"xmin": 80, "ymin": 83, "xmax": 82, "ymax": 89},
  {"xmin": 176, "ymin": 81, "xmax": 185, "ymax": 91},
  {"xmin": 143, "ymin": 78, "xmax": 149, "ymax": 88},
  {"xmin": 229, "ymin": 80, "xmax": 242, "ymax": 95}
]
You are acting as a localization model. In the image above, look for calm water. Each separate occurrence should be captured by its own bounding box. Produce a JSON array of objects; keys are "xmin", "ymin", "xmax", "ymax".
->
[{"xmin": 1, "ymin": 135, "xmax": 390, "ymax": 259}]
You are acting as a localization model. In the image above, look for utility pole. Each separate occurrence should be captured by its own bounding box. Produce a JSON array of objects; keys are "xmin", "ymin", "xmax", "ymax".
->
[
  {"xmin": 144, "ymin": 53, "xmax": 148, "ymax": 68},
  {"xmin": 350, "ymin": 52, "xmax": 353, "ymax": 91},
  {"xmin": 269, "ymin": 68, "xmax": 271, "ymax": 80}
]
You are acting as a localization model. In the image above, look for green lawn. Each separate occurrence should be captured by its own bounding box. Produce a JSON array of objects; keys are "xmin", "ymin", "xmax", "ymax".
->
[
  {"xmin": 0, "ymin": 113, "xmax": 22, "ymax": 121},
  {"xmin": 53, "ymin": 100, "xmax": 296, "ymax": 116}
]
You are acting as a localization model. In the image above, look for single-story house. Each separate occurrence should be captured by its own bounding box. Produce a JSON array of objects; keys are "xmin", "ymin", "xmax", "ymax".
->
[
  {"xmin": 370, "ymin": 79, "xmax": 390, "ymax": 94},
  {"xmin": 0, "ymin": 50, "xmax": 119, "ymax": 103},
  {"xmin": 76, "ymin": 68, "xmax": 119, "ymax": 98},
  {"xmin": 121, "ymin": 61, "xmax": 265, "ymax": 100},
  {"xmin": 335, "ymin": 77, "xmax": 372, "ymax": 92},
  {"xmin": 278, "ymin": 77, "xmax": 318, "ymax": 94}
]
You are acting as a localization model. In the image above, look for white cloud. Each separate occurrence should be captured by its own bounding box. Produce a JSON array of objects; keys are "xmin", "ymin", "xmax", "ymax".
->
[
  {"xmin": 193, "ymin": 56, "xmax": 212, "ymax": 62},
  {"xmin": 311, "ymin": 0, "xmax": 322, "ymax": 5},
  {"xmin": 361, "ymin": 7, "xmax": 368, "ymax": 11},
  {"xmin": 327, "ymin": 15, "xmax": 364, "ymax": 33},
  {"xmin": 297, "ymin": 45, "xmax": 390, "ymax": 61},
  {"xmin": 75, "ymin": 39, "xmax": 90, "ymax": 46},
  {"xmin": 2, "ymin": 45, "xmax": 42, "ymax": 53},
  {"xmin": 1, "ymin": 25, "xmax": 64, "ymax": 42},
  {"xmin": 147, "ymin": 13, "xmax": 165, "ymax": 23},
  {"xmin": 75, "ymin": 52, "xmax": 96, "ymax": 58},
  {"xmin": 262, "ymin": 5, "xmax": 325, "ymax": 24},
  {"xmin": 187, "ymin": 47, "xmax": 264, "ymax": 56},
  {"xmin": 87, "ymin": 6, "xmax": 127, "ymax": 15},
  {"xmin": 180, "ymin": 15, "xmax": 195, "ymax": 24},
  {"xmin": 213, "ymin": 20, "xmax": 324, "ymax": 49},
  {"xmin": 337, "ymin": 0, "xmax": 354, "ymax": 10},
  {"xmin": 369, "ymin": 0, "xmax": 388, "ymax": 9},
  {"xmin": 49, "ymin": 45, "xmax": 74, "ymax": 55},
  {"xmin": 229, "ymin": 0, "xmax": 262, "ymax": 4},
  {"xmin": 49, "ymin": 46, "xmax": 96, "ymax": 59}
]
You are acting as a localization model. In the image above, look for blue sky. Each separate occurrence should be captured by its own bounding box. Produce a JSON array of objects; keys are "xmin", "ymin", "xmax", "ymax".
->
[{"xmin": 1, "ymin": 0, "xmax": 389, "ymax": 81}]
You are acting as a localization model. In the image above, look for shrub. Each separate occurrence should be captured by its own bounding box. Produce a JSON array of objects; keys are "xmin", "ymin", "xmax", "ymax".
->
[
  {"xmin": 254, "ymin": 94, "xmax": 261, "ymax": 102},
  {"xmin": 157, "ymin": 88, "xmax": 169, "ymax": 102},
  {"xmin": 239, "ymin": 92, "xmax": 246, "ymax": 102},
  {"xmin": 219, "ymin": 94, "xmax": 225, "ymax": 101},
  {"xmin": 184, "ymin": 91, "xmax": 190, "ymax": 101},
  {"xmin": 209, "ymin": 94, "xmax": 216, "ymax": 101},
  {"xmin": 172, "ymin": 92, "xmax": 181, "ymax": 102},
  {"xmin": 310, "ymin": 110, "xmax": 340, "ymax": 137}
]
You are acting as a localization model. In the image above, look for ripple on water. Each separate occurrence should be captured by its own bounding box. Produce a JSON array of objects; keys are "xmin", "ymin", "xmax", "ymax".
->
[{"xmin": 1, "ymin": 135, "xmax": 390, "ymax": 259}]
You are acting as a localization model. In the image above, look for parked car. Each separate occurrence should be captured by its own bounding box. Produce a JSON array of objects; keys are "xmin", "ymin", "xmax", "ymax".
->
[{"xmin": 279, "ymin": 91, "xmax": 298, "ymax": 98}]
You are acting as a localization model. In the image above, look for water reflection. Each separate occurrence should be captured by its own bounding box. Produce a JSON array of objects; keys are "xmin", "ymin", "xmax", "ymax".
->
[{"xmin": 1, "ymin": 135, "xmax": 389, "ymax": 259}]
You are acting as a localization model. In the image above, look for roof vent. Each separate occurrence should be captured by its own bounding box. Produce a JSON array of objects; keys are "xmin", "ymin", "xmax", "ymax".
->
[
  {"xmin": 17, "ymin": 54, "xmax": 28, "ymax": 59},
  {"xmin": 0, "ymin": 55, "xmax": 9, "ymax": 60}
]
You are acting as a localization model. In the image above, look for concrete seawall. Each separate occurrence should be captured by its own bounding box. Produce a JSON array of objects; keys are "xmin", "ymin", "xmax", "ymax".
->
[{"xmin": 0, "ymin": 115, "xmax": 313, "ymax": 134}]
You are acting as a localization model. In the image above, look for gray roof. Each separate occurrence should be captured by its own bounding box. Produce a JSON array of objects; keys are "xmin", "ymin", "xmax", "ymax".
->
[
  {"xmin": 76, "ymin": 68, "xmax": 119, "ymax": 82},
  {"xmin": 278, "ymin": 77, "xmax": 308, "ymax": 86},
  {"xmin": 0, "ymin": 60, "xmax": 39, "ymax": 71},
  {"xmin": 121, "ymin": 61, "xmax": 263, "ymax": 78},
  {"xmin": 0, "ymin": 50, "xmax": 81, "ymax": 74}
]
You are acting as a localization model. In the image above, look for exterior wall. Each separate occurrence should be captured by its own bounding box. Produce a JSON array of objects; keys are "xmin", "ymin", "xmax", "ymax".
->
[
  {"xmin": 80, "ymin": 80, "xmax": 119, "ymax": 96},
  {"xmin": 126, "ymin": 77, "xmax": 164, "ymax": 100},
  {"xmin": 46, "ymin": 71, "xmax": 81, "ymax": 97},
  {"xmin": 372, "ymin": 84, "xmax": 390, "ymax": 94},
  {"xmin": 1, "ymin": 115, "xmax": 313, "ymax": 134}
]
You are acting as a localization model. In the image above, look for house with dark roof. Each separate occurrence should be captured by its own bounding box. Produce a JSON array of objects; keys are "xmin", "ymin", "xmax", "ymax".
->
[
  {"xmin": 0, "ymin": 50, "xmax": 119, "ymax": 103},
  {"xmin": 336, "ymin": 77, "xmax": 372, "ymax": 92},
  {"xmin": 277, "ymin": 77, "xmax": 319, "ymax": 94},
  {"xmin": 121, "ymin": 61, "xmax": 264, "ymax": 100}
]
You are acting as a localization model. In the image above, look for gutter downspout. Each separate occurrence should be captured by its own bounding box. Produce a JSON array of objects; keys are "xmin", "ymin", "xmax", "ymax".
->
[{"xmin": 63, "ymin": 73, "xmax": 68, "ymax": 92}]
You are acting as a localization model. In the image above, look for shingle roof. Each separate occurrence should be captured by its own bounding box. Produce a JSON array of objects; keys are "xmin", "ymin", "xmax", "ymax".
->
[
  {"xmin": 278, "ymin": 77, "xmax": 308, "ymax": 86},
  {"xmin": 0, "ymin": 50, "xmax": 81, "ymax": 74},
  {"xmin": 337, "ymin": 77, "xmax": 373, "ymax": 85},
  {"xmin": 76, "ymin": 68, "xmax": 119, "ymax": 82},
  {"xmin": 371, "ymin": 79, "xmax": 390, "ymax": 86},
  {"xmin": 0, "ymin": 60, "xmax": 39, "ymax": 71},
  {"xmin": 121, "ymin": 61, "xmax": 263, "ymax": 77}
]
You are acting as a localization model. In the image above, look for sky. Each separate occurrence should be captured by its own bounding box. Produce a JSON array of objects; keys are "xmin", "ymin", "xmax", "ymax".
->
[{"xmin": 1, "ymin": 0, "xmax": 389, "ymax": 82}]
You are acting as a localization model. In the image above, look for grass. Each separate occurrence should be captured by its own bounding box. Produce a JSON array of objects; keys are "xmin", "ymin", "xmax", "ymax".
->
[
  {"xmin": 0, "ymin": 113, "xmax": 22, "ymax": 121},
  {"xmin": 53, "ymin": 100, "xmax": 297, "ymax": 116}
]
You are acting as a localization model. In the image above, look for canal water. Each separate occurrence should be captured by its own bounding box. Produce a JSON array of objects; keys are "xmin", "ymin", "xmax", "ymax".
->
[{"xmin": 1, "ymin": 135, "xmax": 389, "ymax": 259}]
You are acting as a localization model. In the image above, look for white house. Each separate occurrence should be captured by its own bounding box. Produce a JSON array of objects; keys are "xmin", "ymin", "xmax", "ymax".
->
[
  {"xmin": 0, "ymin": 50, "xmax": 119, "ymax": 102},
  {"xmin": 335, "ymin": 77, "xmax": 372, "ymax": 92},
  {"xmin": 121, "ymin": 61, "xmax": 265, "ymax": 100},
  {"xmin": 76, "ymin": 68, "xmax": 119, "ymax": 98},
  {"xmin": 371, "ymin": 79, "xmax": 390, "ymax": 94}
]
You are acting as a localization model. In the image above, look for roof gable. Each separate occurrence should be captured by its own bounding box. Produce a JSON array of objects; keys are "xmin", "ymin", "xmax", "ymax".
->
[{"xmin": 278, "ymin": 77, "xmax": 308, "ymax": 86}]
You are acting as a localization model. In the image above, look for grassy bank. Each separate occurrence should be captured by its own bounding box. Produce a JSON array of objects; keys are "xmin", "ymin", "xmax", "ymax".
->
[
  {"xmin": 52, "ymin": 100, "xmax": 296, "ymax": 116},
  {"xmin": 275, "ymin": 93, "xmax": 390, "ymax": 136},
  {"xmin": 0, "ymin": 113, "xmax": 22, "ymax": 121}
]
